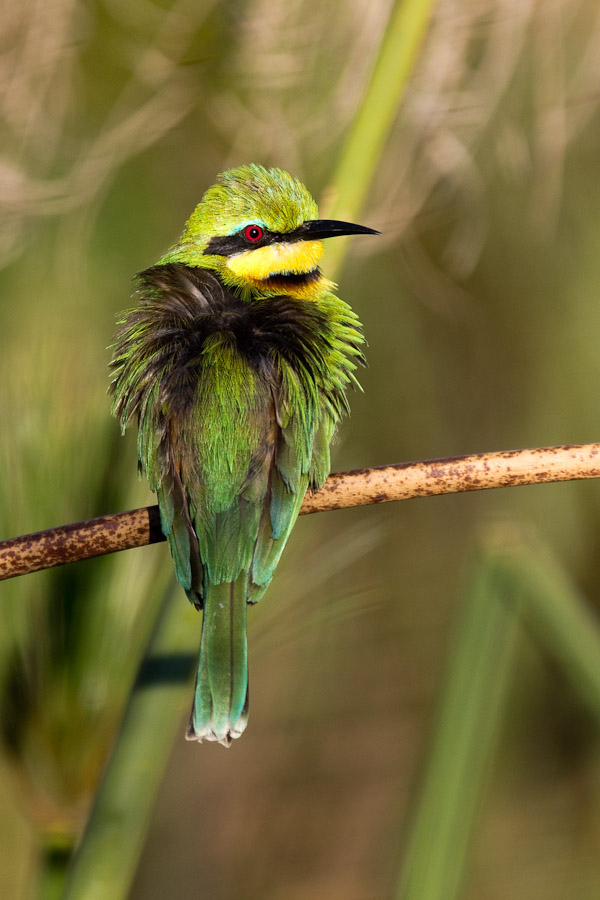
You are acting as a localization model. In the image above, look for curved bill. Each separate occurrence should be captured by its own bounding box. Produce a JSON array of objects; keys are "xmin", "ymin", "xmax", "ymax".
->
[{"xmin": 300, "ymin": 219, "xmax": 380, "ymax": 240}]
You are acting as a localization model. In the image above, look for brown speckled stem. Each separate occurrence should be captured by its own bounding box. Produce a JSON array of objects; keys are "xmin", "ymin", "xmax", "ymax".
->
[{"xmin": 2, "ymin": 443, "xmax": 600, "ymax": 581}]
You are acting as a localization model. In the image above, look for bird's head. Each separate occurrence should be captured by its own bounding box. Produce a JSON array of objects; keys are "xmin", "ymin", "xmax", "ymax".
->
[{"xmin": 159, "ymin": 164, "xmax": 378, "ymax": 297}]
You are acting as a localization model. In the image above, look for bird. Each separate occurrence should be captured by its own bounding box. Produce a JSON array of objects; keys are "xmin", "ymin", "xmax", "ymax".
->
[{"xmin": 109, "ymin": 164, "xmax": 378, "ymax": 746}]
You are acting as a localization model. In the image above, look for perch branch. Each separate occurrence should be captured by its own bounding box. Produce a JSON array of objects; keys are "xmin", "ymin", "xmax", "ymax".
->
[{"xmin": 1, "ymin": 443, "xmax": 600, "ymax": 582}]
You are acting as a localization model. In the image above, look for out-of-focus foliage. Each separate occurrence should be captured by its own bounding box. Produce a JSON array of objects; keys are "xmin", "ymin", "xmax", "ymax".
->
[{"xmin": 1, "ymin": 0, "xmax": 600, "ymax": 898}]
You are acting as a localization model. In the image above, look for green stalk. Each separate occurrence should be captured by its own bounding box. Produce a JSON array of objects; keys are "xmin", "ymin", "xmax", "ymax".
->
[
  {"xmin": 396, "ymin": 531, "xmax": 521, "ymax": 900},
  {"xmin": 38, "ymin": 835, "xmax": 75, "ymax": 900},
  {"xmin": 396, "ymin": 525, "xmax": 600, "ymax": 899},
  {"xmin": 325, "ymin": 0, "xmax": 437, "ymax": 276},
  {"xmin": 61, "ymin": 587, "xmax": 198, "ymax": 900},
  {"xmin": 504, "ymin": 535, "xmax": 600, "ymax": 722}
]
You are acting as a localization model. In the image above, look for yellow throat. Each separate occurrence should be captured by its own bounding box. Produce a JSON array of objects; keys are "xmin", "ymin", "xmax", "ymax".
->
[{"xmin": 225, "ymin": 239, "xmax": 325, "ymax": 297}]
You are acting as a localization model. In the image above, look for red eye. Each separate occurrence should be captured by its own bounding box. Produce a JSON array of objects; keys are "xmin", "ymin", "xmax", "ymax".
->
[{"xmin": 244, "ymin": 224, "xmax": 264, "ymax": 242}]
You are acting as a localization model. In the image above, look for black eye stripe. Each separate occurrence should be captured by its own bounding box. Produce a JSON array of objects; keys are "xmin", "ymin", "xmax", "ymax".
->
[{"xmin": 204, "ymin": 223, "xmax": 309, "ymax": 258}]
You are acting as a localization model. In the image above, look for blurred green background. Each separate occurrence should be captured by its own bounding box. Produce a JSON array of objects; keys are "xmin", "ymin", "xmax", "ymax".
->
[{"xmin": 2, "ymin": 0, "xmax": 600, "ymax": 897}]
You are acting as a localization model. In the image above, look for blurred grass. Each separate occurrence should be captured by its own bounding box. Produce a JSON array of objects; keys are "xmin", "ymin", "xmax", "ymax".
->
[
  {"xmin": 1, "ymin": 1, "xmax": 600, "ymax": 899},
  {"xmin": 61, "ymin": 586, "xmax": 198, "ymax": 900},
  {"xmin": 323, "ymin": 0, "xmax": 436, "ymax": 274},
  {"xmin": 397, "ymin": 528, "xmax": 521, "ymax": 900},
  {"xmin": 397, "ymin": 525, "xmax": 600, "ymax": 899}
]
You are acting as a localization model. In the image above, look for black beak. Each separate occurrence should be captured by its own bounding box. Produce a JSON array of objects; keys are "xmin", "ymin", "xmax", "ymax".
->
[{"xmin": 299, "ymin": 219, "xmax": 380, "ymax": 240}]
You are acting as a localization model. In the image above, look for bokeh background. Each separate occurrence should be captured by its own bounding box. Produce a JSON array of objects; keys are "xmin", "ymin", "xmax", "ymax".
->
[{"xmin": 1, "ymin": 0, "xmax": 600, "ymax": 897}]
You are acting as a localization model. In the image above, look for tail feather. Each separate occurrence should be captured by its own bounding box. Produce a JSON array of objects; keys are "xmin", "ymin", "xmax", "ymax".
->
[{"xmin": 186, "ymin": 574, "xmax": 249, "ymax": 746}]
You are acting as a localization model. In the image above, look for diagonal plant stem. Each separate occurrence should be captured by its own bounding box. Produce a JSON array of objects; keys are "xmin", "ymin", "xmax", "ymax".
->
[
  {"xmin": 502, "ymin": 534, "xmax": 600, "ymax": 720},
  {"xmin": 324, "ymin": 0, "xmax": 437, "ymax": 275},
  {"xmin": 61, "ymin": 584, "xmax": 199, "ymax": 900},
  {"xmin": 396, "ymin": 531, "xmax": 522, "ymax": 900},
  {"xmin": 1, "ymin": 443, "xmax": 600, "ymax": 582},
  {"xmin": 395, "ymin": 524, "xmax": 600, "ymax": 900}
]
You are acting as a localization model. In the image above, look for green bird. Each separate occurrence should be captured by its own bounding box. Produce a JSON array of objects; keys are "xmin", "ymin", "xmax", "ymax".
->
[{"xmin": 110, "ymin": 164, "xmax": 377, "ymax": 746}]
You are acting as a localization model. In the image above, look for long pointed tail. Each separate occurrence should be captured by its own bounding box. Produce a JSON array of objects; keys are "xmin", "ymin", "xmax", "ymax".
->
[{"xmin": 186, "ymin": 574, "xmax": 249, "ymax": 747}]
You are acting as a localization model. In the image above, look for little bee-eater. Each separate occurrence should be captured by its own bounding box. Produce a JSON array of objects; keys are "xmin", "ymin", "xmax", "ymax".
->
[{"xmin": 110, "ymin": 164, "xmax": 377, "ymax": 745}]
